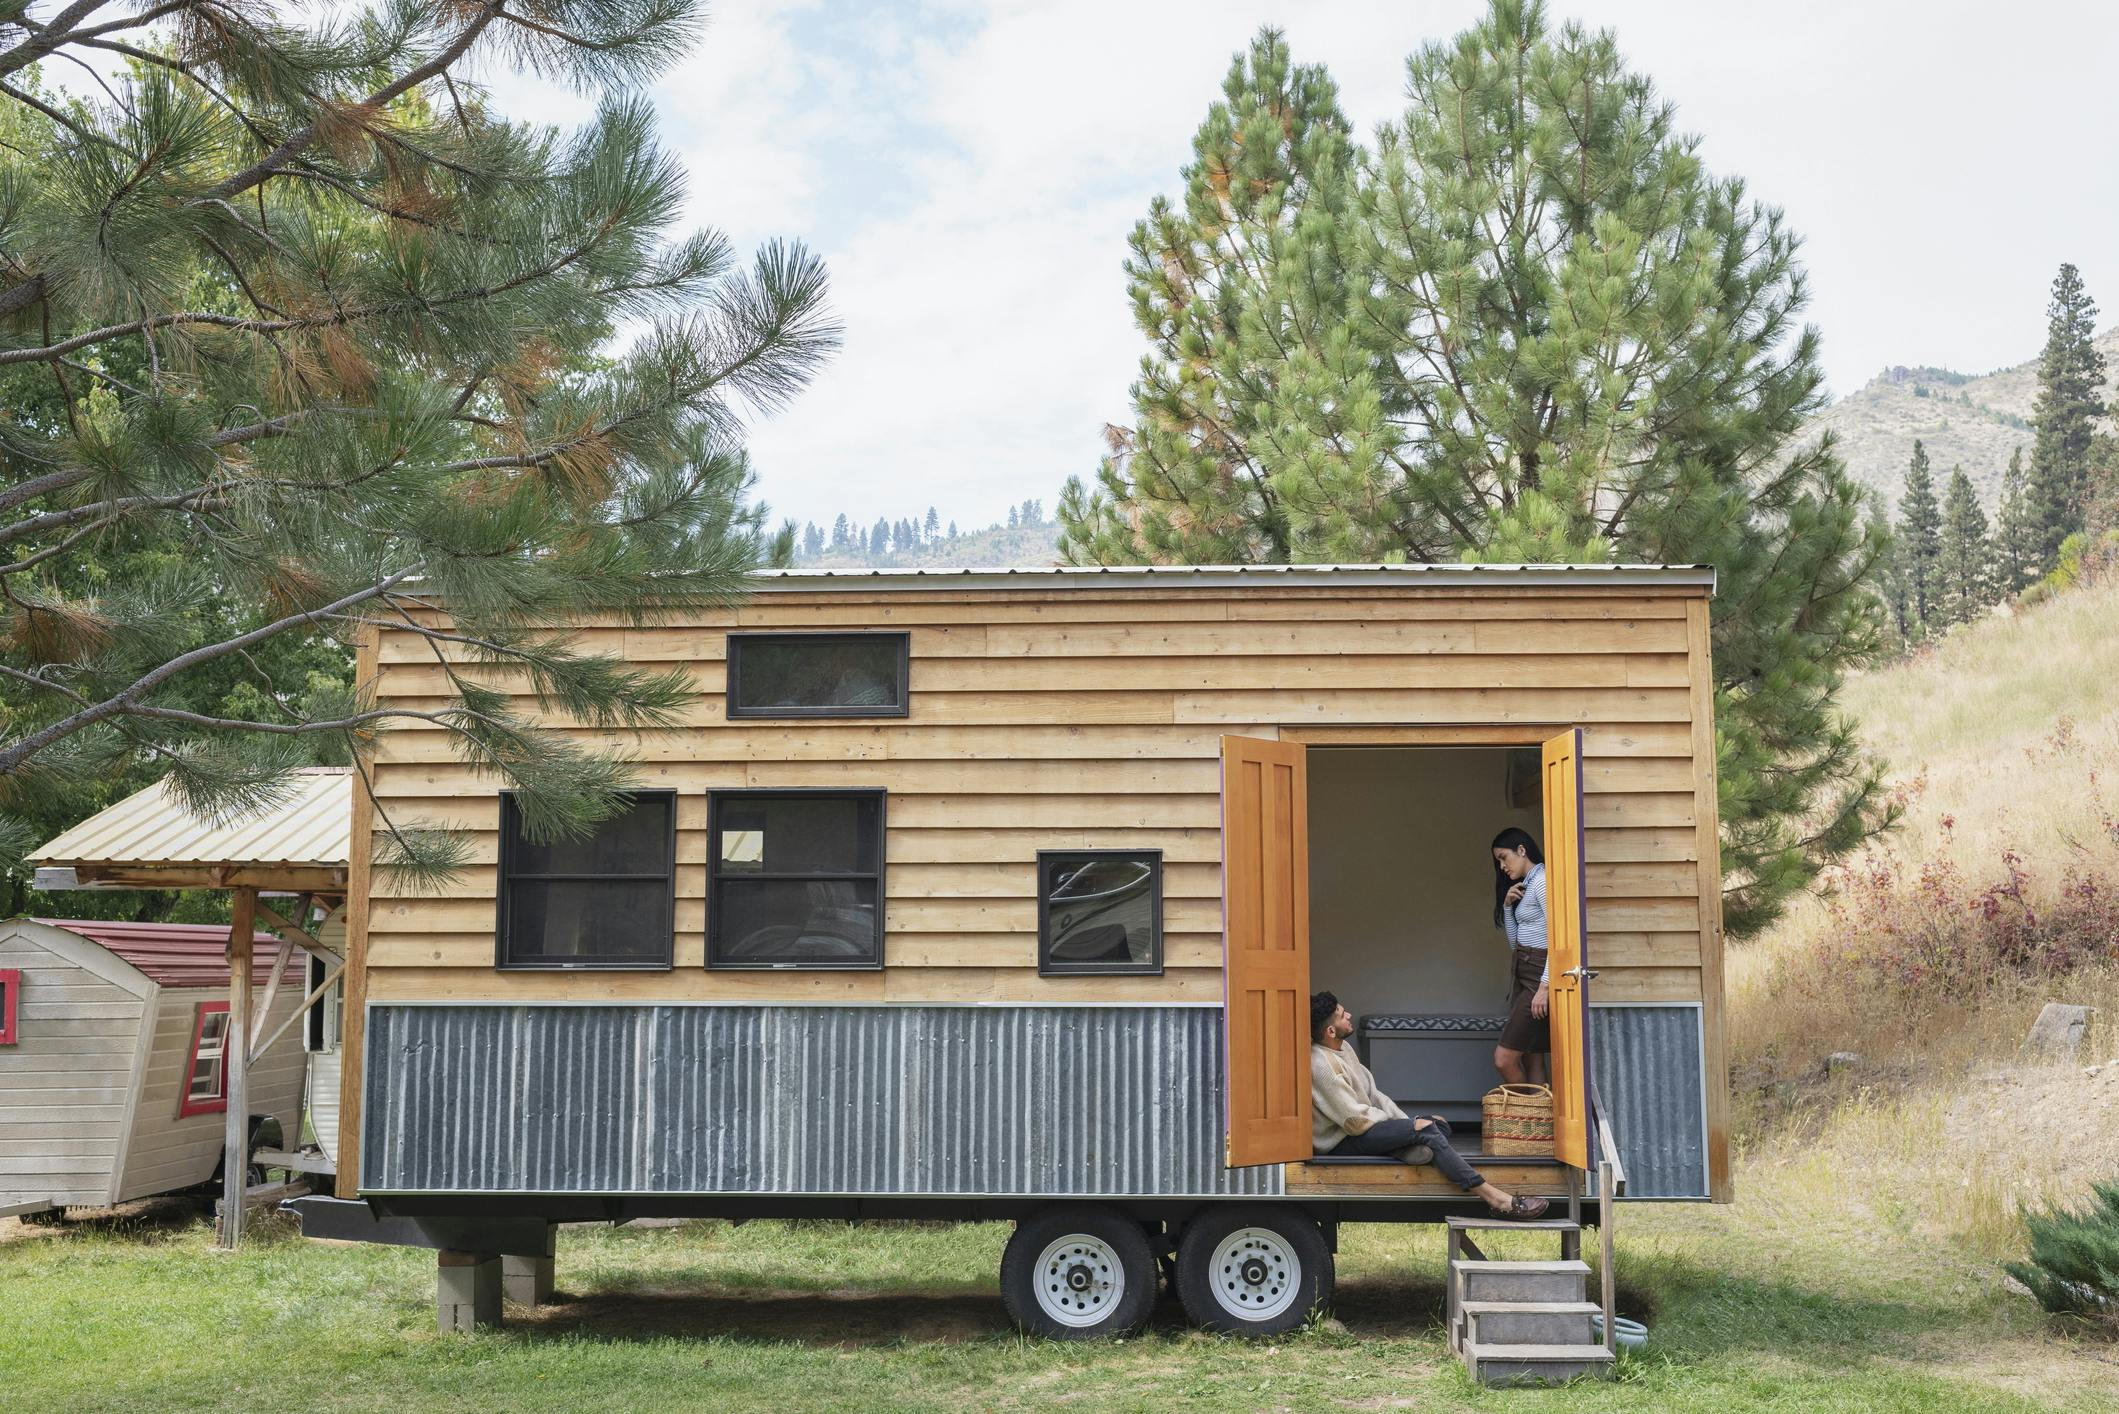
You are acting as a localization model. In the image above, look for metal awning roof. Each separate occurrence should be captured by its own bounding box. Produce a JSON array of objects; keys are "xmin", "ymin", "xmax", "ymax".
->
[
  {"xmin": 744, "ymin": 563, "xmax": 1717, "ymax": 592},
  {"xmin": 29, "ymin": 767, "xmax": 351, "ymax": 892},
  {"xmin": 27, "ymin": 919, "xmax": 304, "ymax": 989}
]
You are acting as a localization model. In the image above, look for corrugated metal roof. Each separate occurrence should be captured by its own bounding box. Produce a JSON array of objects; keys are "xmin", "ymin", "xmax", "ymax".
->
[
  {"xmin": 746, "ymin": 563, "xmax": 1716, "ymax": 593},
  {"xmin": 32, "ymin": 919, "xmax": 305, "ymax": 990},
  {"xmin": 29, "ymin": 768, "xmax": 351, "ymax": 869}
]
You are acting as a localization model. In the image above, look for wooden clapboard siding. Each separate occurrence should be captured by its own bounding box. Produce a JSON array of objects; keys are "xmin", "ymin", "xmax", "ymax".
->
[
  {"xmin": 358, "ymin": 583, "xmax": 1717, "ymax": 1024},
  {"xmin": 0, "ymin": 927, "xmax": 150, "ymax": 1207}
]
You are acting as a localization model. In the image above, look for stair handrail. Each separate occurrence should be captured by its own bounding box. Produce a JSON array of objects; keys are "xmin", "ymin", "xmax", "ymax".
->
[{"xmin": 1589, "ymin": 1080, "xmax": 1628, "ymax": 1197}]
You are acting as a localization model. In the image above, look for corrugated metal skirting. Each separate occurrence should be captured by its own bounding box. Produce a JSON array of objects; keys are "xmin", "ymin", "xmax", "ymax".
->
[
  {"xmin": 1590, "ymin": 1004, "xmax": 1709, "ymax": 1199},
  {"xmin": 364, "ymin": 1005, "xmax": 1284, "ymax": 1198}
]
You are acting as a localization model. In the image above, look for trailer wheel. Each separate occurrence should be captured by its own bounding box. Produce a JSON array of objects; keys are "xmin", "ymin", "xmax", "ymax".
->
[
  {"xmin": 1000, "ymin": 1205, "xmax": 1157, "ymax": 1339},
  {"xmin": 1174, "ymin": 1205, "xmax": 1332, "ymax": 1336}
]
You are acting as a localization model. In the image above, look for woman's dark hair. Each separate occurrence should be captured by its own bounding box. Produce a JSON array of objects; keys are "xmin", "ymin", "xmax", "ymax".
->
[
  {"xmin": 1490, "ymin": 827, "xmax": 1544, "ymax": 928},
  {"xmin": 1310, "ymin": 991, "xmax": 1340, "ymax": 1043}
]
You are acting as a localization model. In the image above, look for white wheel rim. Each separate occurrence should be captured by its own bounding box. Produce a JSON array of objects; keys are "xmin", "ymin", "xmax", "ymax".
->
[
  {"xmin": 1208, "ymin": 1226, "xmax": 1301, "ymax": 1321},
  {"xmin": 1033, "ymin": 1233, "xmax": 1127, "ymax": 1328}
]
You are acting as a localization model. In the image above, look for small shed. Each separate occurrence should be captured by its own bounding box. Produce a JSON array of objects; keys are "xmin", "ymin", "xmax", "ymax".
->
[
  {"xmin": 25, "ymin": 767, "xmax": 351, "ymax": 1242},
  {"xmin": 0, "ymin": 919, "xmax": 306, "ymax": 1216}
]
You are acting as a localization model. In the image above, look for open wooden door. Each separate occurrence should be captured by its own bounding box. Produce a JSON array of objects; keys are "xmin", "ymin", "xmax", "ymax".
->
[
  {"xmin": 1542, "ymin": 728, "xmax": 1592, "ymax": 1170},
  {"xmin": 1220, "ymin": 736, "xmax": 1311, "ymax": 1168}
]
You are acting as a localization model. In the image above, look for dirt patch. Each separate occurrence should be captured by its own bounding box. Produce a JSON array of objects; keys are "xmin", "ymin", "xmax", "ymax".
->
[
  {"xmin": 1945, "ymin": 1060, "xmax": 2119, "ymax": 1200},
  {"xmin": 0, "ymin": 1195, "xmax": 207, "ymax": 1244}
]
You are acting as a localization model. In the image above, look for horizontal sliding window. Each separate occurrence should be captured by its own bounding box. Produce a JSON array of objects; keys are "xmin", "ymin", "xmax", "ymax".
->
[
  {"xmin": 497, "ymin": 791, "xmax": 676, "ymax": 969},
  {"xmin": 709, "ymin": 791, "xmax": 885, "ymax": 968},
  {"xmin": 1038, "ymin": 850, "xmax": 1163, "ymax": 976},
  {"xmin": 726, "ymin": 632, "xmax": 909, "ymax": 718}
]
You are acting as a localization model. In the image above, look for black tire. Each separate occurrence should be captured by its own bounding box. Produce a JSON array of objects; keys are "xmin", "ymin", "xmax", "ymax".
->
[
  {"xmin": 1174, "ymin": 1204, "xmax": 1333, "ymax": 1336},
  {"xmin": 999, "ymin": 1205, "xmax": 1159, "ymax": 1340}
]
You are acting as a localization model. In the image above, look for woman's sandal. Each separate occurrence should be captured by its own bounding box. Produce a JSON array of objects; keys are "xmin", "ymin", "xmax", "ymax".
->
[{"xmin": 1491, "ymin": 1194, "xmax": 1550, "ymax": 1221}]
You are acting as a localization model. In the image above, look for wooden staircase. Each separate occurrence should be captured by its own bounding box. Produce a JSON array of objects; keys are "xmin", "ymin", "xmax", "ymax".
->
[{"xmin": 1446, "ymin": 1216, "xmax": 1615, "ymax": 1386}]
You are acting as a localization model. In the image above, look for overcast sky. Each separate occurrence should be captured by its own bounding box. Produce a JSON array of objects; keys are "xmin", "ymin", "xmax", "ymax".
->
[{"xmin": 511, "ymin": 1, "xmax": 2119, "ymax": 532}]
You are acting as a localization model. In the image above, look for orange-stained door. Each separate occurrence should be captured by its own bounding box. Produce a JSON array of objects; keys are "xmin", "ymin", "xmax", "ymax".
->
[
  {"xmin": 1542, "ymin": 728, "xmax": 1592, "ymax": 1170},
  {"xmin": 1220, "ymin": 735, "xmax": 1312, "ymax": 1168}
]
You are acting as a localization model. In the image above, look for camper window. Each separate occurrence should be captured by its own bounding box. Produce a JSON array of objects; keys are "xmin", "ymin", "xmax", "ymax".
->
[
  {"xmin": 726, "ymin": 632, "xmax": 910, "ymax": 719},
  {"xmin": 179, "ymin": 1002, "xmax": 230, "ymax": 1117},
  {"xmin": 496, "ymin": 790, "xmax": 677, "ymax": 969},
  {"xmin": 0, "ymin": 967, "xmax": 17, "ymax": 1044},
  {"xmin": 1036, "ymin": 851, "xmax": 1163, "ymax": 976},
  {"xmin": 707, "ymin": 790, "xmax": 886, "ymax": 968}
]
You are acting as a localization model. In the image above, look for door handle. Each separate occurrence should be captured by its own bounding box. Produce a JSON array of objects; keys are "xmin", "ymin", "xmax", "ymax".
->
[{"xmin": 1562, "ymin": 966, "xmax": 1599, "ymax": 984}]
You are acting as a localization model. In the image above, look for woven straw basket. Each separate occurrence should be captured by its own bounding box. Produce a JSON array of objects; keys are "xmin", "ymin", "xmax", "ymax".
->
[{"xmin": 1482, "ymin": 1083, "xmax": 1555, "ymax": 1156}]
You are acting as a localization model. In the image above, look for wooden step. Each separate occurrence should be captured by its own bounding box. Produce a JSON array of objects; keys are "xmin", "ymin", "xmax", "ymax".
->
[
  {"xmin": 1445, "ymin": 1215, "xmax": 1580, "ymax": 1232},
  {"xmin": 1453, "ymin": 1258, "xmax": 1589, "ymax": 1305},
  {"xmin": 1465, "ymin": 1341, "xmax": 1616, "ymax": 1387},
  {"xmin": 1461, "ymin": 1300, "xmax": 1600, "ymax": 1347}
]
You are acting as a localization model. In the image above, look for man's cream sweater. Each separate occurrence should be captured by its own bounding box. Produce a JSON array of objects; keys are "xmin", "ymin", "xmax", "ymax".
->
[{"xmin": 1310, "ymin": 1042, "xmax": 1408, "ymax": 1152}]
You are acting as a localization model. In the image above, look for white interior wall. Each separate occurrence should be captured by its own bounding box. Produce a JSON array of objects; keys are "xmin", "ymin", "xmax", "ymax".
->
[{"xmin": 1307, "ymin": 746, "xmax": 1540, "ymax": 1017}]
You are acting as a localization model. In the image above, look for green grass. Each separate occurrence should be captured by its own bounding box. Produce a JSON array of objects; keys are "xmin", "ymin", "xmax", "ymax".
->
[{"xmin": 4, "ymin": 1189, "xmax": 2112, "ymax": 1413}]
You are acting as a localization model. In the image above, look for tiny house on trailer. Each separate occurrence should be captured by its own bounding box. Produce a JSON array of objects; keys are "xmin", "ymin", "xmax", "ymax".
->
[
  {"xmin": 298, "ymin": 564, "xmax": 1728, "ymax": 1347},
  {"xmin": 0, "ymin": 920, "xmax": 307, "ymax": 1217}
]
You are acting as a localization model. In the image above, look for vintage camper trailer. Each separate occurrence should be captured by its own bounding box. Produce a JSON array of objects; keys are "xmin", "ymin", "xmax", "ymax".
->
[
  {"xmin": 299, "ymin": 564, "xmax": 1727, "ymax": 1352},
  {"xmin": 0, "ymin": 919, "xmax": 307, "ymax": 1216}
]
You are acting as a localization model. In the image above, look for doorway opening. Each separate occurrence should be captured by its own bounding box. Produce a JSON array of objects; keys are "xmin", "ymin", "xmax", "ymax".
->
[{"xmin": 1306, "ymin": 745, "xmax": 1544, "ymax": 1154}]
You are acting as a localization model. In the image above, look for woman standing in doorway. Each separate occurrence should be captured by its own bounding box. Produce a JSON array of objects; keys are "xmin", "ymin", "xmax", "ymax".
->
[{"xmin": 1491, "ymin": 827, "xmax": 1549, "ymax": 1085}]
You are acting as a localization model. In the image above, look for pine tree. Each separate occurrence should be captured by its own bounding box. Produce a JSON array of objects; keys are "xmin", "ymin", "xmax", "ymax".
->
[
  {"xmin": 1896, "ymin": 441, "xmax": 1943, "ymax": 631},
  {"xmin": 1059, "ymin": 9, "xmax": 1890, "ymax": 935},
  {"xmin": 1936, "ymin": 467, "xmax": 1992, "ymax": 626},
  {"xmin": 1007, "ymin": 506, "xmax": 1019, "ymax": 529},
  {"xmin": 803, "ymin": 523, "xmax": 825, "ymax": 559},
  {"xmin": 2026, "ymin": 263, "xmax": 2109, "ymax": 567},
  {"xmin": 1993, "ymin": 447, "xmax": 2040, "ymax": 593},
  {"xmin": 926, "ymin": 507, "xmax": 941, "ymax": 541},
  {"xmin": 1871, "ymin": 510, "xmax": 1911, "ymax": 647},
  {"xmin": 947, "ymin": 521, "xmax": 959, "ymax": 540},
  {"xmin": 0, "ymin": 3, "xmax": 837, "ymax": 876},
  {"xmin": 872, "ymin": 517, "xmax": 891, "ymax": 556},
  {"xmin": 831, "ymin": 514, "xmax": 851, "ymax": 549}
]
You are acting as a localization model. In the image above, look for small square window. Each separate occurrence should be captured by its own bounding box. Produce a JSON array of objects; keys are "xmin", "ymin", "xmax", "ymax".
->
[
  {"xmin": 708, "ymin": 791, "xmax": 886, "ymax": 968},
  {"xmin": 179, "ymin": 1002, "xmax": 230, "ymax": 1117},
  {"xmin": 726, "ymin": 633, "xmax": 909, "ymax": 718},
  {"xmin": 1038, "ymin": 851, "xmax": 1163, "ymax": 976},
  {"xmin": 497, "ymin": 791, "xmax": 677, "ymax": 969},
  {"xmin": 0, "ymin": 968, "xmax": 19, "ymax": 1045}
]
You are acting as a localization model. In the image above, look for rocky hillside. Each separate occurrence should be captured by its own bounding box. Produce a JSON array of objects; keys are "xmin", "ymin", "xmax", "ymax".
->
[{"xmin": 1810, "ymin": 329, "xmax": 2119, "ymax": 516}]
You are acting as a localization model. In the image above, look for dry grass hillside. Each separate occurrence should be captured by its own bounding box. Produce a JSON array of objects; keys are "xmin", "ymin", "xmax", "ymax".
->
[
  {"xmin": 1809, "ymin": 329, "xmax": 2119, "ymax": 517},
  {"xmin": 1728, "ymin": 573, "xmax": 2119, "ymax": 1252}
]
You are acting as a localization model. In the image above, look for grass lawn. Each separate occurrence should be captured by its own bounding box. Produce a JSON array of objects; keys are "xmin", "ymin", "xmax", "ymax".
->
[{"xmin": 5, "ymin": 1172, "xmax": 2113, "ymax": 1414}]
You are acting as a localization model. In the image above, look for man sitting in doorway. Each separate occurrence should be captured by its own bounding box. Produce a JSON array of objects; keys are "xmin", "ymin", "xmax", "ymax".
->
[{"xmin": 1310, "ymin": 991, "xmax": 1550, "ymax": 1220}]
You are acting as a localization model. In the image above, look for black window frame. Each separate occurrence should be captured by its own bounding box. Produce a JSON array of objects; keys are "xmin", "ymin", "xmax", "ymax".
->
[
  {"xmin": 724, "ymin": 631, "xmax": 911, "ymax": 720},
  {"xmin": 1036, "ymin": 848, "xmax": 1165, "ymax": 977},
  {"xmin": 706, "ymin": 788, "xmax": 888, "ymax": 970},
  {"xmin": 494, "ymin": 788, "xmax": 678, "ymax": 971}
]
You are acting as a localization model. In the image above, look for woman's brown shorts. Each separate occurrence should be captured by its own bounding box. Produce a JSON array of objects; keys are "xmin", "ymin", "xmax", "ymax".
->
[{"xmin": 1498, "ymin": 948, "xmax": 1550, "ymax": 1054}]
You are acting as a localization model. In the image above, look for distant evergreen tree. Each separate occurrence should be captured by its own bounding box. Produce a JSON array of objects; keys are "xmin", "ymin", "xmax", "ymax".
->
[
  {"xmin": 1937, "ymin": 467, "xmax": 1992, "ymax": 626},
  {"xmin": 1993, "ymin": 447, "xmax": 2039, "ymax": 593},
  {"xmin": 2026, "ymin": 263, "xmax": 2108, "ymax": 566},
  {"xmin": 831, "ymin": 513, "xmax": 851, "ymax": 549},
  {"xmin": 926, "ymin": 507, "xmax": 942, "ymax": 540},
  {"xmin": 802, "ymin": 522, "xmax": 825, "ymax": 559},
  {"xmin": 1871, "ymin": 510, "xmax": 1911, "ymax": 645},
  {"xmin": 1896, "ymin": 440, "xmax": 1942, "ymax": 631},
  {"xmin": 948, "ymin": 521, "xmax": 959, "ymax": 539},
  {"xmin": 1007, "ymin": 506, "xmax": 1020, "ymax": 529},
  {"xmin": 872, "ymin": 517, "xmax": 891, "ymax": 556}
]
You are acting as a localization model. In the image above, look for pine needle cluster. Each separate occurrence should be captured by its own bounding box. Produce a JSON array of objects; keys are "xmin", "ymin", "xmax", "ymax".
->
[{"xmin": 0, "ymin": 2, "xmax": 838, "ymax": 882}]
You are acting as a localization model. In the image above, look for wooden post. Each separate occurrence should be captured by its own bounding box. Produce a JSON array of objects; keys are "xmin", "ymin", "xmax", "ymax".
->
[
  {"xmin": 1598, "ymin": 1159, "xmax": 1617, "ymax": 1354},
  {"xmin": 217, "ymin": 886, "xmax": 258, "ymax": 1250}
]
